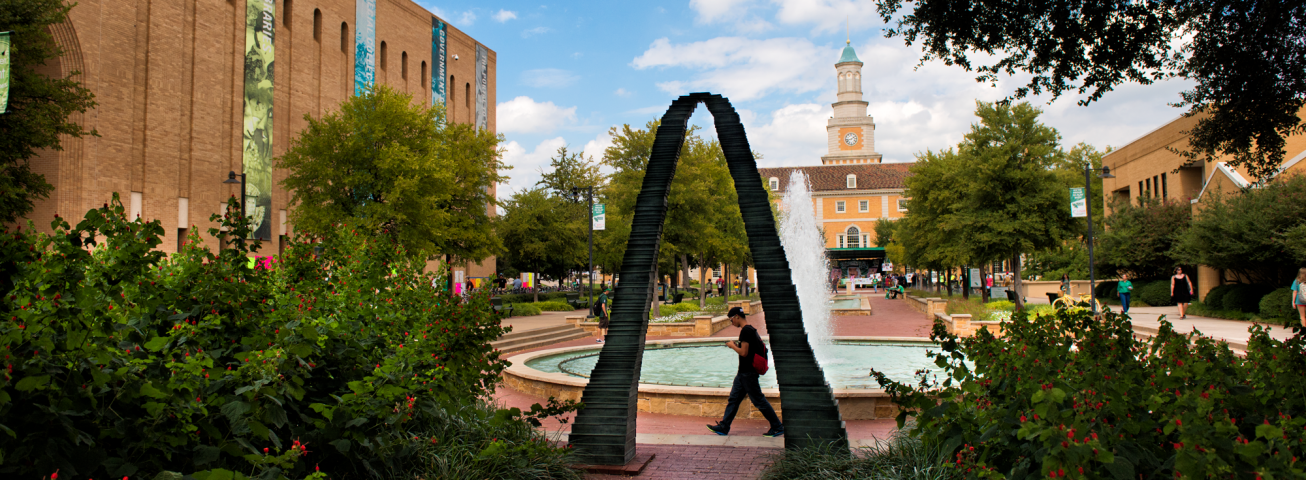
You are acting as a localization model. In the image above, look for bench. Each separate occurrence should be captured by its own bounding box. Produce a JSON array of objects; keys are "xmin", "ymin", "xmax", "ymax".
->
[
  {"xmin": 490, "ymin": 297, "xmax": 514, "ymax": 317},
  {"xmin": 1006, "ymin": 289, "xmax": 1019, "ymax": 303},
  {"xmin": 565, "ymin": 292, "xmax": 587, "ymax": 310}
]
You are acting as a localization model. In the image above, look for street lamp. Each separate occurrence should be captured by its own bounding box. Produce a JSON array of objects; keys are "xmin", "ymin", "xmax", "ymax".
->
[
  {"xmin": 569, "ymin": 186, "xmax": 596, "ymax": 318},
  {"xmin": 223, "ymin": 170, "xmax": 247, "ymax": 218},
  {"xmin": 1084, "ymin": 164, "xmax": 1114, "ymax": 314}
]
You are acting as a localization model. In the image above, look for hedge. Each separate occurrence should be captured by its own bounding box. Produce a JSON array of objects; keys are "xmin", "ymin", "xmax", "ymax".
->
[
  {"xmin": 535, "ymin": 301, "xmax": 574, "ymax": 312},
  {"xmin": 1260, "ymin": 288, "xmax": 1297, "ymax": 321},
  {"xmin": 1093, "ymin": 280, "xmax": 1118, "ymax": 299},
  {"xmin": 1202, "ymin": 284, "xmax": 1237, "ymax": 309},
  {"xmin": 1222, "ymin": 284, "xmax": 1273, "ymax": 313},
  {"xmin": 1138, "ymin": 280, "xmax": 1175, "ymax": 306}
]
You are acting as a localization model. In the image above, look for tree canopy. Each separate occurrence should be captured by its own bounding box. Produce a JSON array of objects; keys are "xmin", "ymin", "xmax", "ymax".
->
[
  {"xmin": 874, "ymin": 0, "xmax": 1306, "ymax": 181},
  {"xmin": 277, "ymin": 85, "xmax": 504, "ymax": 262},
  {"xmin": 497, "ymin": 187, "xmax": 584, "ymax": 299},
  {"xmin": 0, "ymin": 0, "xmax": 98, "ymax": 223},
  {"xmin": 1171, "ymin": 174, "xmax": 1306, "ymax": 285},
  {"xmin": 1096, "ymin": 196, "xmax": 1192, "ymax": 281}
]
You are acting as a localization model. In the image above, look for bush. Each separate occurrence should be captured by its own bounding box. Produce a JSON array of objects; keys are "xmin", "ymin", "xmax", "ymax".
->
[
  {"xmin": 1260, "ymin": 288, "xmax": 1297, "ymax": 322},
  {"xmin": 1136, "ymin": 280, "xmax": 1174, "ymax": 306},
  {"xmin": 759, "ymin": 431, "xmax": 955, "ymax": 480},
  {"xmin": 1093, "ymin": 280, "xmax": 1118, "ymax": 299},
  {"xmin": 535, "ymin": 301, "xmax": 574, "ymax": 312},
  {"xmin": 509, "ymin": 303, "xmax": 542, "ymax": 316},
  {"xmin": 876, "ymin": 307, "xmax": 1306, "ymax": 478},
  {"xmin": 1202, "ymin": 284, "xmax": 1237, "ymax": 308},
  {"xmin": 1222, "ymin": 284, "xmax": 1273, "ymax": 313},
  {"xmin": 983, "ymin": 300, "xmax": 1015, "ymax": 311},
  {"xmin": 0, "ymin": 197, "xmax": 576, "ymax": 479}
]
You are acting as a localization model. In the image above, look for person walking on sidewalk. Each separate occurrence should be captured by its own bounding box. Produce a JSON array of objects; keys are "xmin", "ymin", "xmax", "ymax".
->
[
  {"xmin": 1291, "ymin": 267, "xmax": 1306, "ymax": 326},
  {"xmin": 1117, "ymin": 273, "xmax": 1135, "ymax": 314},
  {"xmin": 707, "ymin": 307, "xmax": 783, "ymax": 438},
  {"xmin": 1171, "ymin": 267, "xmax": 1194, "ymax": 319},
  {"xmin": 592, "ymin": 288, "xmax": 610, "ymax": 343}
]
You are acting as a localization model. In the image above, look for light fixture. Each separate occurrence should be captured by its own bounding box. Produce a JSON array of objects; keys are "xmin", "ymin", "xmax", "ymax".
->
[{"xmin": 223, "ymin": 171, "xmax": 241, "ymax": 184}]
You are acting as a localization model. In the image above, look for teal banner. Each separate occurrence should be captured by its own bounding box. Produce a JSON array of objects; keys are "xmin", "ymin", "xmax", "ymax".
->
[
  {"xmin": 432, "ymin": 19, "xmax": 446, "ymax": 108},
  {"xmin": 242, "ymin": 0, "xmax": 274, "ymax": 239},
  {"xmin": 354, "ymin": 0, "xmax": 376, "ymax": 94},
  {"xmin": 0, "ymin": 32, "xmax": 10, "ymax": 114}
]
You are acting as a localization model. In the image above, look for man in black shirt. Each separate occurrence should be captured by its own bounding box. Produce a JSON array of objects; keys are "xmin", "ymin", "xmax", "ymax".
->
[{"xmin": 707, "ymin": 307, "xmax": 783, "ymax": 437}]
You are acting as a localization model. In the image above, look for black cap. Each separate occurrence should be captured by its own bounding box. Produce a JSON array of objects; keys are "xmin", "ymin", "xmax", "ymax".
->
[{"xmin": 728, "ymin": 307, "xmax": 746, "ymax": 318}]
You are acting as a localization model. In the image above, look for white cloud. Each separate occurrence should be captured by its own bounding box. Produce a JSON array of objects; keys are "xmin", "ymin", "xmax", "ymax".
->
[
  {"xmin": 742, "ymin": 103, "xmax": 831, "ymax": 167},
  {"xmin": 631, "ymin": 37, "xmax": 833, "ymax": 101},
  {"xmin": 521, "ymin": 68, "xmax": 579, "ymax": 88},
  {"xmin": 458, "ymin": 11, "xmax": 476, "ymax": 26},
  {"xmin": 771, "ymin": 0, "xmax": 882, "ymax": 34},
  {"xmin": 613, "ymin": 88, "xmax": 633, "ymax": 97},
  {"xmin": 496, "ymin": 96, "xmax": 578, "ymax": 133},
  {"xmin": 582, "ymin": 132, "xmax": 614, "ymax": 162},
  {"xmin": 498, "ymin": 137, "xmax": 569, "ymax": 202},
  {"xmin": 522, "ymin": 26, "xmax": 551, "ymax": 38},
  {"xmin": 492, "ymin": 9, "xmax": 517, "ymax": 22},
  {"xmin": 689, "ymin": 0, "xmax": 773, "ymax": 32}
]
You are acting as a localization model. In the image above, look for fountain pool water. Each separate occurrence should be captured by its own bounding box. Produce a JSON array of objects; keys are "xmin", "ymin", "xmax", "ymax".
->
[
  {"xmin": 525, "ymin": 340, "xmax": 944, "ymax": 390},
  {"xmin": 778, "ymin": 170, "xmax": 836, "ymax": 366}
]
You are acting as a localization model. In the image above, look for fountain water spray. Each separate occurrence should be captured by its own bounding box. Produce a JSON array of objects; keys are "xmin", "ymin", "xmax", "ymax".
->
[{"xmin": 778, "ymin": 171, "xmax": 836, "ymax": 366}]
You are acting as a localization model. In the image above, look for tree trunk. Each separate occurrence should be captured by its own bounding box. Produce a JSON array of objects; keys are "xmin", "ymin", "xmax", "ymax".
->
[
  {"xmin": 532, "ymin": 275, "xmax": 539, "ymax": 303},
  {"xmin": 962, "ymin": 266, "xmax": 970, "ymax": 300},
  {"xmin": 1013, "ymin": 253, "xmax": 1025, "ymax": 310},
  {"xmin": 651, "ymin": 263, "xmax": 660, "ymax": 318},
  {"xmin": 699, "ymin": 254, "xmax": 707, "ymax": 309}
]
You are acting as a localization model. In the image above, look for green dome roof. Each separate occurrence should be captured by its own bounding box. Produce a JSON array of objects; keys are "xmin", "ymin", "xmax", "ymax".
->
[{"xmin": 838, "ymin": 44, "xmax": 861, "ymax": 64}]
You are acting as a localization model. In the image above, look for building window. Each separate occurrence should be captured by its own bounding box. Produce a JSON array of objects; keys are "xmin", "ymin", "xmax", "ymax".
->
[
  {"xmin": 847, "ymin": 174, "xmax": 857, "ymax": 189},
  {"xmin": 401, "ymin": 51, "xmax": 408, "ymax": 79},
  {"xmin": 465, "ymin": 82, "xmax": 471, "ymax": 109},
  {"xmin": 379, "ymin": 41, "xmax": 387, "ymax": 71},
  {"xmin": 858, "ymin": 200, "xmax": 869, "ymax": 212},
  {"xmin": 1160, "ymin": 173, "xmax": 1168, "ymax": 198},
  {"xmin": 340, "ymin": 22, "xmax": 349, "ymax": 53},
  {"xmin": 312, "ymin": 9, "xmax": 321, "ymax": 41},
  {"xmin": 846, "ymin": 226, "xmax": 861, "ymax": 248},
  {"xmin": 449, "ymin": 75, "xmax": 455, "ymax": 116},
  {"xmin": 838, "ymin": 234, "xmax": 845, "ymax": 248},
  {"xmin": 768, "ymin": 177, "xmax": 779, "ymax": 191},
  {"xmin": 421, "ymin": 61, "xmax": 427, "ymax": 88},
  {"xmin": 897, "ymin": 198, "xmax": 908, "ymax": 212},
  {"xmin": 836, "ymin": 201, "xmax": 846, "ymax": 213}
]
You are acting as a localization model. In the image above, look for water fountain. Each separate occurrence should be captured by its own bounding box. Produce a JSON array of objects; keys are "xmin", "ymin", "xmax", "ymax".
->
[{"xmin": 777, "ymin": 171, "xmax": 836, "ymax": 365}]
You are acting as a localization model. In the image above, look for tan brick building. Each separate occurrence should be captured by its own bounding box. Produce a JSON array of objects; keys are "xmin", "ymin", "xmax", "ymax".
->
[
  {"xmin": 15, "ymin": 0, "xmax": 498, "ymax": 278},
  {"xmin": 1102, "ymin": 110, "xmax": 1306, "ymax": 299}
]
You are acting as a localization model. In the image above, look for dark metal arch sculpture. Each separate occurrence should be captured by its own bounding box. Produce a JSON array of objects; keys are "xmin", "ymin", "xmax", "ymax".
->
[{"xmin": 567, "ymin": 93, "xmax": 848, "ymax": 465}]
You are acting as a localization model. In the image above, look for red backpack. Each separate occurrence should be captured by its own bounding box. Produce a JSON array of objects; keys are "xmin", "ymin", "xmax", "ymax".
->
[{"xmin": 752, "ymin": 344, "xmax": 770, "ymax": 375}]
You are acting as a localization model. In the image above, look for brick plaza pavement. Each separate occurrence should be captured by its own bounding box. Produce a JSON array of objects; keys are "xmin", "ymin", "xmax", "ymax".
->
[{"xmin": 585, "ymin": 444, "xmax": 781, "ymax": 480}]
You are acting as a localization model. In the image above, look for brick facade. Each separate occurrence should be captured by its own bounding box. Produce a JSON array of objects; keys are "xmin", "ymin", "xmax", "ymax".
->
[{"xmin": 14, "ymin": 0, "xmax": 498, "ymax": 278}]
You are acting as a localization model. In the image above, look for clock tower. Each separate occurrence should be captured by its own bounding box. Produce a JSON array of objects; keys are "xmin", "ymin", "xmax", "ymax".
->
[{"xmin": 820, "ymin": 41, "xmax": 882, "ymax": 165}]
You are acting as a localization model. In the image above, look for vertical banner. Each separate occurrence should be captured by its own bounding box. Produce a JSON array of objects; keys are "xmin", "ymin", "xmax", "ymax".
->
[
  {"xmin": 242, "ymin": 0, "xmax": 275, "ymax": 240},
  {"xmin": 1069, "ymin": 187, "xmax": 1088, "ymax": 217},
  {"xmin": 432, "ymin": 19, "xmax": 446, "ymax": 108},
  {"xmin": 0, "ymin": 32, "xmax": 11, "ymax": 114},
  {"xmin": 592, "ymin": 204, "xmax": 605, "ymax": 230},
  {"xmin": 475, "ymin": 44, "xmax": 488, "ymax": 130},
  {"xmin": 354, "ymin": 0, "xmax": 376, "ymax": 95}
]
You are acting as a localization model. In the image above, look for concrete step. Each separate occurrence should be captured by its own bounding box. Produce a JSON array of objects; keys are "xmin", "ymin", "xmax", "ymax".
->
[
  {"xmin": 498, "ymin": 323, "xmax": 575, "ymax": 341},
  {"xmin": 493, "ymin": 325, "xmax": 592, "ymax": 354}
]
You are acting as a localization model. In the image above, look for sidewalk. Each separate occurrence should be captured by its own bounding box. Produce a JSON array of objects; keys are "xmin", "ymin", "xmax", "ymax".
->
[
  {"xmin": 1117, "ymin": 306, "xmax": 1294, "ymax": 347},
  {"xmin": 501, "ymin": 308, "xmax": 588, "ymax": 334}
]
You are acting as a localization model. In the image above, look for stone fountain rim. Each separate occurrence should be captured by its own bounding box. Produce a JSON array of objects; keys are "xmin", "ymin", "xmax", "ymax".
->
[{"xmin": 503, "ymin": 335, "xmax": 934, "ymax": 398}]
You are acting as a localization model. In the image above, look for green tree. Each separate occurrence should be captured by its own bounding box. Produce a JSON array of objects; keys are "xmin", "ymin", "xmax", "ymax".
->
[
  {"xmin": 535, "ymin": 146, "xmax": 605, "ymax": 289},
  {"xmin": 1097, "ymin": 196, "xmax": 1192, "ymax": 280},
  {"xmin": 277, "ymin": 85, "xmax": 505, "ymax": 264},
  {"xmin": 874, "ymin": 0, "xmax": 1306, "ymax": 181},
  {"xmin": 497, "ymin": 187, "xmax": 581, "ymax": 302},
  {"xmin": 0, "ymin": 0, "xmax": 98, "ymax": 223},
  {"xmin": 1172, "ymin": 174, "xmax": 1306, "ymax": 285},
  {"xmin": 873, "ymin": 217, "xmax": 900, "ymax": 247},
  {"xmin": 900, "ymin": 101, "xmax": 1079, "ymax": 305}
]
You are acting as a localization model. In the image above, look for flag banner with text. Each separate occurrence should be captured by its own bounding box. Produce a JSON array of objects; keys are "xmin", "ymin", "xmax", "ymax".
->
[
  {"xmin": 592, "ymin": 204, "xmax": 605, "ymax": 230},
  {"xmin": 432, "ymin": 19, "xmax": 446, "ymax": 108},
  {"xmin": 475, "ymin": 44, "xmax": 488, "ymax": 130},
  {"xmin": 354, "ymin": 0, "xmax": 376, "ymax": 94},
  {"xmin": 242, "ymin": 0, "xmax": 274, "ymax": 240},
  {"xmin": 1069, "ymin": 187, "xmax": 1088, "ymax": 218},
  {"xmin": 0, "ymin": 32, "xmax": 11, "ymax": 114}
]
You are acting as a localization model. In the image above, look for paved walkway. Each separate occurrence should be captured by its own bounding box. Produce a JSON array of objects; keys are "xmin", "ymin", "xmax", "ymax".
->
[
  {"xmin": 501, "ymin": 308, "xmax": 589, "ymax": 334},
  {"xmin": 1116, "ymin": 306, "xmax": 1294, "ymax": 347},
  {"xmin": 585, "ymin": 444, "xmax": 780, "ymax": 480}
]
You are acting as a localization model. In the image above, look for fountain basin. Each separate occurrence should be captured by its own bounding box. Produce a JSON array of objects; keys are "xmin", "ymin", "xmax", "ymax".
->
[
  {"xmin": 830, "ymin": 294, "xmax": 873, "ymax": 316},
  {"xmin": 502, "ymin": 337, "xmax": 937, "ymax": 421}
]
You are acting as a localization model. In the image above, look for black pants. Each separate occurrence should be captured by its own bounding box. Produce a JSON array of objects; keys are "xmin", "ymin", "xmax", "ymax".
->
[{"xmin": 719, "ymin": 371, "xmax": 781, "ymax": 431}]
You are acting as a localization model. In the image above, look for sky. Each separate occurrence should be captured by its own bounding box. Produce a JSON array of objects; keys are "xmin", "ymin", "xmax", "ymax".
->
[{"xmin": 414, "ymin": 0, "xmax": 1194, "ymax": 203}]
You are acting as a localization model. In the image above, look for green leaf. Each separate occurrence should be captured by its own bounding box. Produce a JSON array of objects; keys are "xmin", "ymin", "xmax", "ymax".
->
[
  {"xmin": 144, "ymin": 336, "xmax": 169, "ymax": 351},
  {"xmin": 14, "ymin": 375, "xmax": 50, "ymax": 392},
  {"xmin": 330, "ymin": 438, "xmax": 351, "ymax": 453},
  {"xmin": 221, "ymin": 401, "xmax": 251, "ymax": 422},
  {"xmin": 139, "ymin": 383, "xmax": 169, "ymax": 399},
  {"xmin": 192, "ymin": 469, "xmax": 236, "ymax": 480},
  {"xmin": 1255, "ymin": 423, "xmax": 1283, "ymax": 440}
]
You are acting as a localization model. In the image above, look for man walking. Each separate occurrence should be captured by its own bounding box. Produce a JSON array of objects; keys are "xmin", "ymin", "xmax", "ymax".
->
[{"xmin": 707, "ymin": 307, "xmax": 783, "ymax": 437}]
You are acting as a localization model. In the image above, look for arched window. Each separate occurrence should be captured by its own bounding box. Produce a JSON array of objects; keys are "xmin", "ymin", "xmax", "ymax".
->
[
  {"xmin": 282, "ymin": 0, "xmax": 292, "ymax": 29},
  {"xmin": 465, "ymin": 82, "xmax": 471, "ymax": 110},
  {"xmin": 340, "ymin": 22, "xmax": 349, "ymax": 53},
  {"xmin": 401, "ymin": 51, "xmax": 408, "ymax": 79},
  {"xmin": 420, "ymin": 61, "xmax": 427, "ymax": 88},
  {"xmin": 379, "ymin": 41, "xmax": 387, "ymax": 71},
  {"xmin": 847, "ymin": 174, "xmax": 857, "ymax": 189},
  {"xmin": 449, "ymin": 75, "xmax": 456, "ymax": 117},
  {"xmin": 312, "ymin": 9, "xmax": 321, "ymax": 41},
  {"xmin": 768, "ymin": 177, "xmax": 779, "ymax": 191},
  {"xmin": 845, "ymin": 226, "xmax": 861, "ymax": 248}
]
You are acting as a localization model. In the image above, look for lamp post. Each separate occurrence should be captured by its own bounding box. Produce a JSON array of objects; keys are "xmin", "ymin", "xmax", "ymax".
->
[
  {"xmin": 570, "ymin": 186, "xmax": 595, "ymax": 318},
  {"xmin": 1083, "ymin": 164, "xmax": 1115, "ymax": 314},
  {"xmin": 223, "ymin": 170, "xmax": 247, "ymax": 219}
]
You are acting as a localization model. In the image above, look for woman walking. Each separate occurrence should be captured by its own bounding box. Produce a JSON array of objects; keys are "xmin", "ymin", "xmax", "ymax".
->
[
  {"xmin": 1291, "ymin": 267, "xmax": 1306, "ymax": 326},
  {"xmin": 1117, "ymin": 273, "xmax": 1134, "ymax": 314},
  {"xmin": 1060, "ymin": 274, "xmax": 1071, "ymax": 297},
  {"xmin": 1171, "ymin": 267, "xmax": 1194, "ymax": 319}
]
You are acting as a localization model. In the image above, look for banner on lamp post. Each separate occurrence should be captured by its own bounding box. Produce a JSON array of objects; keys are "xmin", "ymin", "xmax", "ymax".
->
[
  {"xmin": 0, "ymin": 32, "xmax": 11, "ymax": 114},
  {"xmin": 1069, "ymin": 187, "xmax": 1088, "ymax": 218},
  {"xmin": 592, "ymin": 204, "xmax": 605, "ymax": 230}
]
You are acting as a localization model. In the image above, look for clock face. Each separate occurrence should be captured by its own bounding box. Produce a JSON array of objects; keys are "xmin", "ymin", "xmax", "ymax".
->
[{"xmin": 843, "ymin": 132, "xmax": 859, "ymax": 146}]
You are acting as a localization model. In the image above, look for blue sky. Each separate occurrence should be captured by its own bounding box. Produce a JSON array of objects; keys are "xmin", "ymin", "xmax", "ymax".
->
[{"xmin": 415, "ymin": 0, "xmax": 1193, "ymax": 201}]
